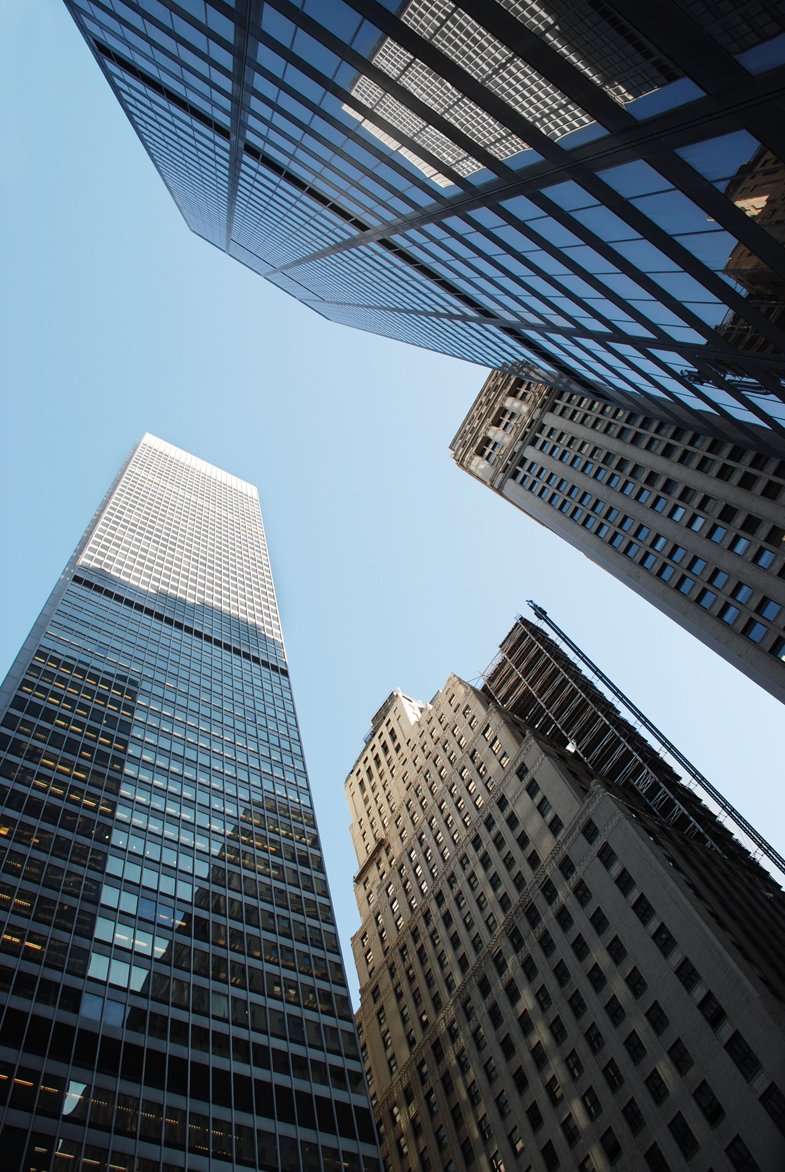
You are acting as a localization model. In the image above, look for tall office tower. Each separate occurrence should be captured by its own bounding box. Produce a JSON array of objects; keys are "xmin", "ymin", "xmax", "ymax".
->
[
  {"xmin": 346, "ymin": 616, "xmax": 785, "ymax": 1172},
  {"xmin": 64, "ymin": 0, "xmax": 785, "ymax": 451},
  {"xmin": 0, "ymin": 436, "xmax": 379, "ymax": 1171},
  {"xmin": 451, "ymin": 366, "xmax": 785, "ymax": 702}
]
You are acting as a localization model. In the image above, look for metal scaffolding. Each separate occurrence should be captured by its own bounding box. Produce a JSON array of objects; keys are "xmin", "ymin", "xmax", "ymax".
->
[{"xmin": 482, "ymin": 603, "xmax": 784, "ymax": 883}]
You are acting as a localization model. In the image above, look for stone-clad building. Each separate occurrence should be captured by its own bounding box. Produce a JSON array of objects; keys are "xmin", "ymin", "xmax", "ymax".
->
[
  {"xmin": 452, "ymin": 366, "xmax": 785, "ymax": 702},
  {"xmin": 347, "ymin": 617, "xmax": 785, "ymax": 1171}
]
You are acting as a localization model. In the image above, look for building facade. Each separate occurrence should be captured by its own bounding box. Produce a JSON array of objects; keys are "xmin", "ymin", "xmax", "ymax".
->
[
  {"xmin": 346, "ymin": 617, "xmax": 785, "ymax": 1171},
  {"xmin": 451, "ymin": 366, "xmax": 785, "ymax": 702},
  {"xmin": 64, "ymin": 0, "xmax": 785, "ymax": 450},
  {"xmin": 0, "ymin": 436, "xmax": 379, "ymax": 1171}
]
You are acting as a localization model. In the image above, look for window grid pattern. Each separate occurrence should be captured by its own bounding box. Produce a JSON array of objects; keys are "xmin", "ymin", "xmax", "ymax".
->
[
  {"xmin": 452, "ymin": 369, "xmax": 785, "ymax": 701},
  {"xmin": 0, "ymin": 436, "xmax": 379, "ymax": 1171},
  {"xmin": 347, "ymin": 641, "xmax": 785, "ymax": 1172},
  {"xmin": 63, "ymin": 0, "xmax": 785, "ymax": 444}
]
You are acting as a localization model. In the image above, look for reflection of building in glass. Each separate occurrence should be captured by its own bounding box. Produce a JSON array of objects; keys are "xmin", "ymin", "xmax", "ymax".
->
[
  {"xmin": 65, "ymin": 1, "xmax": 785, "ymax": 448},
  {"xmin": 347, "ymin": 616, "xmax": 785, "ymax": 1172},
  {"xmin": 0, "ymin": 436, "xmax": 379, "ymax": 1170},
  {"xmin": 343, "ymin": 0, "xmax": 677, "ymax": 186},
  {"xmin": 452, "ymin": 366, "xmax": 785, "ymax": 700},
  {"xmin": 716, "ymin": 146, "xmax": 785, "ymax": 362}
]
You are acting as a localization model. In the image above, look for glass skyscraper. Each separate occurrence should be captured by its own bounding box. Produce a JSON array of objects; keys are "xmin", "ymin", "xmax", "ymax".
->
[
  {"xmin": 64, "ymin": 0, "xmax": 785, "ymax": 450},
  {"xmin": 0, "ymin": 436, "xmax": 379, "ymax": 1171}
]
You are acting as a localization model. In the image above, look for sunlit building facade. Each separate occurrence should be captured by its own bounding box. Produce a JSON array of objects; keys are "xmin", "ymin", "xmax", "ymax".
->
[
  {"xmin": 0, "ymin": 436, "xmax": 379, "ymax": 1171},
  {"xmin": 64, "ymin": 0, "xmax": 785, "ymax": 450},
  {"xmin": 347, "ymin": 618, "xmax": 785, "ymax": 1171},
  {"xmin": 452, "ymin": 367, "xmax": 785, "ymax": 702}
]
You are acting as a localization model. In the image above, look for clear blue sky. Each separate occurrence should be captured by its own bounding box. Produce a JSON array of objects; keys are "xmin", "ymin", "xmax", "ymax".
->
[{"xmin": 3, "ymin": 0, "xmax": 783, "ymax": 1003}]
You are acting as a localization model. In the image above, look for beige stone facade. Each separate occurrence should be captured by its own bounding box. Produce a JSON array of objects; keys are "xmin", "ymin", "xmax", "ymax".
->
[
  {"xmin": 451, "ymin": 367, "xmax": 785, "ymax": 702},
  {"xmin": 347, "ymin": 620, "xmax": 785, "ymax": 1171}
]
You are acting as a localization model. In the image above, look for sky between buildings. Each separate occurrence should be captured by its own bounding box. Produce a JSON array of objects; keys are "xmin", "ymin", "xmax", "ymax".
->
[{"xmin": 2, "ymin": 0, "xmax": 783, "ymax": 1003}]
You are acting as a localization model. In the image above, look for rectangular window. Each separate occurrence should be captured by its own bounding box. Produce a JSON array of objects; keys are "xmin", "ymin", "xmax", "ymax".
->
[
  {"xmin": 600, "ymin": 1127, "xmax": 622, "ymax": 1163},
  {"xmin": 669, "ymin": 1112, "xmax": 698, "ymax": 1158},
  {"xmin": 725, "ymin": 1032, "xmax": 761, "ymax": 1081},
  {"xmin": 597, "ymin": 843, "xmax": 617, "ymax": 870},
  {"xmin": 760, "ymin": 1082, "xmax": 785, "ymax": 1136},
  {"xmin": 698, "ymin": 991, "xmax": 726, "ymax": 1030},
  {"xmin": 645, "ymin": 1069, "xmax": 669, "ymax": 1105},
  {"xmin": 581, "ymin": 1086, "xmax": 602, "ymax": 1121},
  {"xmin": 693, "ymin": 1080, "xmax": 724, "ymax": 1126},
  {"xmin": 667, "ymin": 1038, "xmax": 693, "ymax": 1075},
  {"xmin": 645, "ymin": 1001, "xmax": 669, "ymax": 1036},
  {"xmin": 585, "ymin": 1022, "xmax": 605, "ymax": 1054},
  {"xmin": 622, "ymin": 1097, "xmax": 644, "ymax": 1135},
  {"xmin": 625, "ymin": 967, "xmax": 647, "ymax": 998},
  {"xmin": 605, "ymin": 995, "xmax": 625, "ymax": 1027},
  {"xmin": 607, "ymin": 936, "xmax": 627, "ymax": 964},
  {"xmin": 624, "ymin": 1030, "xmax": 646, "ymax": 1065},
  {"xmin": 603, "ymin": 1059, "xmax": 624, "ymax": 1091},
  {"xmin": 652, "ymin": 922, "xmax": 675, "ymax": 957},
  {"xmin": 590, "ymin": 907, "xmax": 609, "ymax": 935},
  {"xmin": 588, "ymin": 963, "xmax": 607, "ymax": 992},
  {"xmin": 675, "ymin": 957, "xmax": 700, "ymax": 991},
  {"xmin": 632, "ymin": 894, "xmax": 654, "ymax": 925},
  {"xmin": 572, "ymin": 934, "xmax": 589, "ymax": 961},
  {"xmin": 561, "ymin": 1113, "xmax": 580, "ymax": 1147}
]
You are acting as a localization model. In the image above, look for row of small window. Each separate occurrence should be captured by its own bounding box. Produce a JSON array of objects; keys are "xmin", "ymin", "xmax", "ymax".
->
[
  {"xmin": 123, "ymin": 764, "xmax": 316, "ymax": 848},
  {"xmin": 88, "ymin": 518, "xmax": 268, "ymax": 569},
  {"xmin": 7, "ymin": 697, "xmax": 130, "ymax": 758},
  {"xmin": 594, "ymin": 840, "xmax": 782, "ymax": 1090},
  {"xmin": 469, "ymin": 911, "xmax": 777, "ymax": 1168},
  {"xmin": 127, "ymin": 736, "xmax": 306, "ymax": 792},
  {"xmin": 114, "ymin": 782, "xmax": 318, "ymax": 869},
  {"xmin": 551, "ymin": 398, "xmax": 785, "ymax": 490},
  {"xmin": 146, "ymin": 998, "xmax": 367, "ymax": 1091},
  {"xmin": 120, "ymin": 766, "xmax": 316, "ymax": 843},
  {"xmin": 82, "ymin": 935, "xmax": 352, "ymax": 1022},
  {"xmin": 458, "ymin": 968, "xmax": 695, "ymax": 1171},
  {"xmin": 518, "ymin": 469, "xmax": 783, "ymax": 641},
  {"xmin": 0, "ymin": 1058, "xmax": 372, "ymax": 1171},
  {"xmin": 522, "ymin": 414, "xmax": 785, "ymax": 555},
  {"xmin": 127, "ymin": 700, "xmax": 304, "ymax": 763},
  {"xmin": 44, "ymin": 628, "xmax": 292, "ymax": 719},
  {"xmin": 42, "ymin": 621, "xmax": 263, "ymax": 698},
  {"xmin": 57, "ymin": 591, "xmax": 290, "ymax": 690},
  {"xmin": 128, "ymin": 736, "xmax": 309, "ymax": 801},
  {"xmin": 520, "ymin": 448, "xmax": 783, "ymax": 567},
  {"xmin": 24, "ymin": 650, "xmax": 135, "ymax": 700},
  {"xmin": 0, "ymin": 825, "xmax": 335, "ymax": 960},
  {"xmin": 65, "ymin": 588, "xmax": 282, "ymax": 665},
  {"xmin": 88, "ymin": 902, "xmax": 342, "ymax": 986},
  {"xmin": 1, "ymin": 727, "xmax": 120, "ymax": 800}
]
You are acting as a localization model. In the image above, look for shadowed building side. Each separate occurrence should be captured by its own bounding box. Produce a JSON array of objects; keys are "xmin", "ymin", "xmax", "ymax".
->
[{"xmin": 345, "ymin": 617, "xmax": 785, "ymax": 1170}]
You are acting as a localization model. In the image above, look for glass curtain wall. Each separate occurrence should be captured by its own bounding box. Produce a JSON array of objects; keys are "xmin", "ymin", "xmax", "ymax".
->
[{"xmin": 0, "ymin": 435, "xmax": 379, "ymax": 1171}]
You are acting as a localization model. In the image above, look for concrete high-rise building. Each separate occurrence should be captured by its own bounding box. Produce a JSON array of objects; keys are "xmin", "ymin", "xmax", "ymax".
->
[
  {"xmin": 451, "ymin": 366, "xmax": 785, "ymax": 702},
  {"xmin": 346, "ymin": 616, "xmax": 785, "ymax": 1171},
  {"xmin": 64, "ymin": 0, "xmax": 785, "ymax": 450},
  {"xmin": 0, "ymin": 436, "xmax": 379, "ymax": 1171}
]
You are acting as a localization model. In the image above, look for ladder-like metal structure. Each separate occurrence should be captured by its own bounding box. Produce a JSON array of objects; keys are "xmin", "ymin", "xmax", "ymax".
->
[{"xmin": 518, "ymin": 600, "xmax": 785, "ymax": 881}]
